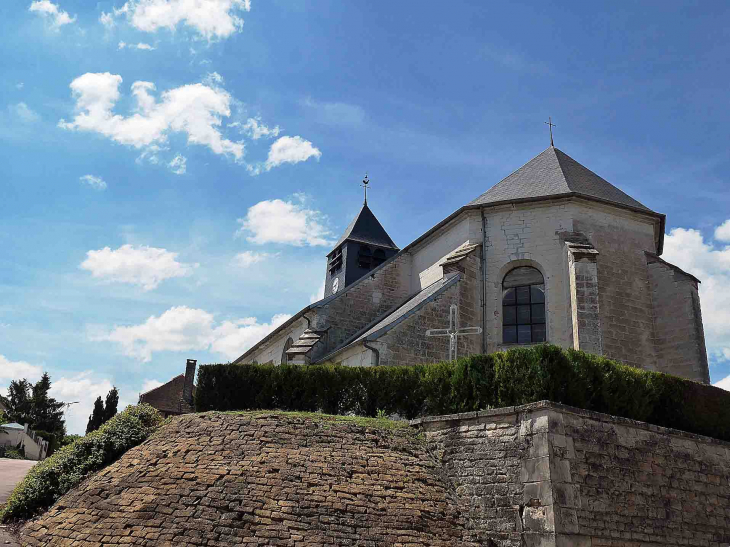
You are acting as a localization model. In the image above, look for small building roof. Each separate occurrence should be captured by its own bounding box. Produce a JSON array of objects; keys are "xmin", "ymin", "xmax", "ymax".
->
[
  {"xmin": 468, "ymin": 146, "xmax": 654, "ymax": 213},
  {"xmin": 1, "ymin": 422, "xmax": 25, "ymax": 430},
  {"xmin": 138, "ymin": 375, "xmax": 196, "ymax": 415},
  {"xmin": 330, "ymin": 203, "xmax": 399, "ymax": 254}
]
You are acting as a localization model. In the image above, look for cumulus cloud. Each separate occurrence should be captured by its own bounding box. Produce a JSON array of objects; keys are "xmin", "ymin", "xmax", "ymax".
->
[
  {"xmin": 111, "ymin": 0, "xmax": 251, "ymax": 41},
  {"xmin": 0, "ymin": 354, "xmax": 43, "ymax": 383},
  {"xmin": 80, "ymin": 174, "xmax": 107, "ymax": 190},
  {"xmin": 662, "ymin": 222, "xmax": 730, "ymax": 365},
  {"xmin": 29, "ymin": 0, "xmax": 76, "ymax": 29},
  {"xmin": 100, "ymin": 11, "xmax": 116, "ymax": 28},
  {"xmin": 90, "ymin": 306, "xmax": 291, "ymax": 362},
  {"xmin": 237, "ymin": 196, "xmax": 332, "ymax": 247},
  {"xmin": 59, "ymin": 72, "xmax": 245, "ymax": 161},
  {"xmin": 118, "ymin": 41, "xmax": 156, "ymax": 50},
  {"xmin": 80, "ymin": 244, "xmax": 197, "ymax": 290},
  {"xmin": 140, "ymin": 378, "xmax": 164, "ymax": 393},
  {"xmin": 233, "ymin": 251, "xmax": 275, "ymax": 268},
  {"xmin": 10, "ymin": 102, "xmax": 40, "ymax": 123},
  {"xmin": 168, "ymin": 154, "xmax": 187, "ymax": 174},
  {"xmin": 233, "ymin": 117, "xmax": 280, "ymax": 140},
  {"xmin": 714, "ymin": 220, "xmax": 730, "ymax": 243},
  {"xmin": 265, "ymin": 136, "xmax": 321, "ymax": 170},
  {"xmin": 49, "ymin": 372, "xmax": 116, "ymax": 435}
]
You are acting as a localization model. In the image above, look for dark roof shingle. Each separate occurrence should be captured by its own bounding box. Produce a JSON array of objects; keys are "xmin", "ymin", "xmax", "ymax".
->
[
  {"xmin": 468, "ymin": 147, "xmax": 653, "ymax": 212},
  {"xmin": 331, "ymin": 203, "xmax": 398, "ymax": 253}
]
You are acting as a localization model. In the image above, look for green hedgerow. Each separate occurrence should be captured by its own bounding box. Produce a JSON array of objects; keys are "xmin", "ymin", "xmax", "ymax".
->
[
  {"xmin": 1, "ymin": 404, "xmax": 163, "ymax": 523},
  {"xmin": 196, "ymin": 344, "xmax": 730, "ymax": 442}
]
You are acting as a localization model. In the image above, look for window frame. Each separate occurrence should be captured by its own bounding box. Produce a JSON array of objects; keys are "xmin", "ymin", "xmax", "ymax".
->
[{"xmin": 501, "ymin": 266, "xmax": 547, "ymax": 345}]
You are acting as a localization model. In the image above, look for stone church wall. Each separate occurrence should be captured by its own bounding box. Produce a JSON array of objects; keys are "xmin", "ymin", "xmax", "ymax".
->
[
  {"xmin": 241, "ymin": 317, "xmax": 309, "ymax": 365},
  {"xmin": 312, "ymin": 252, "xmax": 412, "ymax": 359},
  {"xmin": 376, "ymin": 253, "xmax": 482, "ymax": 367},
  {"xmin": 572, "ymin": 202, "xmax": 660, "ymax": 371},
  {"xmin": 483, "ymin": 200, "xmax": 574, "ymax": 354},
  {"xmin": 646, "ymin": 253, "xmax": 709, "ymax": 383},
  {"xmin": 414, "ymin": 401, "xmax": 730, "ymax": 547}
]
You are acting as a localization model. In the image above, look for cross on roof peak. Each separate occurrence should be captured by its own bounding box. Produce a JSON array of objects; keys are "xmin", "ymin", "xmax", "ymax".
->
[{"xmin": 544, "ymin": 117, "xmax": 556, "ymax": 147}]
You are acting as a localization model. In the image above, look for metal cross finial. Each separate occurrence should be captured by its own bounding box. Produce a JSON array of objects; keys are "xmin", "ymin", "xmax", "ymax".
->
[
  {"xmin": 361, "ymin": 173, "xmax": 370, "ymax": 204},
  {"xmin": 425, "ymin": 304, "xmax": 482, "ymax": 361},
  {"xmin": 545, "ymin": 117, "xmax": 556, "ymax": 147}
]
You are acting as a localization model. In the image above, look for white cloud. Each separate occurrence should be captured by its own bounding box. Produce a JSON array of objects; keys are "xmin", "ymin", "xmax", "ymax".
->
[
  {"xmin": 16, "ymin": 83, "xmax": 24, "ymax": 90},
  {"xmin": 140, "ymin": 378, "xmax": 164, "ymax": 393},
  {"xmin": 237, "ymin": 196, "xmax": 332, "ymax": 247},
  {"xmin": 168, "ymin": 154, "xmax": 187, "ymax": 174},
  {"xmin": 59, "ymin": 72, "xmax": 245, "ymax": 161},
  {"xmin": 112, "ymin": 0, "xmax": 251, "ymax": 41},
  {"xmin": 80, "ymin": 244, "xmax": 198, "ymax": 290},
  {"xmin": 10, "ymin": 102, "xmax": 40, "ymax": 123},
  {"xmin": 79, "ymin": 174, "xmax": 107, "ymax": 190},
  {"xmin": 118, "ymin": 41, "xmax": 156, "ymax": 50},
  {"xmin": 662, "ymin": 222, "xmax": 730, "ymax": 365},
  {"xmin": 90, "ymin": 306, "xmax": 291, "ymax": 362},
  {"xmin": 233, "ymin": 250, "xmax": 274, "ymax": 268},
  {"xmin": 100, "ymin": 11, "xmax": 115, "ymax": 28},
  {"xmin": 265, "ymin": 136, "xmax": 321, "ymax": 170},
  {"xmin": 714, "ymin": 220, "xmax": 730, "ymax": 243},
  {"xmin": 49, "ymin": 372, "xmax": 116, "ymax": 435},
  {"xmin": 29, "ymin": 0, "xmax": 76, "ymax": 29},
  {"xmin": 0, "ymin": 354, "xmax": 43, "ymax": 382},
  {"xmin": 235, "ymin": 117, "xmax": 280, "ymax": 140},
  {"xmin": 310, "ymin": 280, "xmax": 325, "ymax": 303},
  {"xmin": 714, "ymin": 375, "xmax": 730, "ymax": 391}
]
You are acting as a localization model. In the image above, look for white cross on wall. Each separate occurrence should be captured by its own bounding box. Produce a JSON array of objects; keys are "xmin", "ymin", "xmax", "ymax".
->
[{"xmin": 425, "ymin": 304, "xmax": 482, "ymax": 361}]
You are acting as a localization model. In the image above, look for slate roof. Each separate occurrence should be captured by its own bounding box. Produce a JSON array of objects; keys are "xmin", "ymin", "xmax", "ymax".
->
[
  {"xmin": 331, "ymin": 203, "xmax": 399, "ymax": 254},
  {"xmin": 468, "ymin": 146, "xmax": 654, "ymax": 213},
  {"xmin": 316, "ymin": 273, "xmax": 461, "ymax": 362},
  {"xmin": 1, "ymin": 422, "xmax": 24, "ymax": 430}
]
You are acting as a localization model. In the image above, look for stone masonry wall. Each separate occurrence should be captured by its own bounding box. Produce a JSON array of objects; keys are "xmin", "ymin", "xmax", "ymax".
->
[
  {"xmin": 646, "ymin": 253, "xmax": 710, "ymax": 383},
  {"xmin": 573, "ymin": 202, "xmax": 659, "ymax": 371},
  {"xmin": 22, "ymin": 413, "xmax": 475, "ymax": 547},
  {"xmin": 414, "ymin": 402, "xmax": 730, "ymax": 547},
  {"xmin": 377, "ymin": 252, "xmax": 482, "ymax": 367},
  {"xmin": 312, "ymin": 253, "xmax": 412, "ymax": 359}
]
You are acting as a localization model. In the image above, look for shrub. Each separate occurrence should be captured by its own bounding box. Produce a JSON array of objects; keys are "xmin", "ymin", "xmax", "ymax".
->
[
  {"xmin": 0, "ymin": 404, "xmax": 163, "ymax": 522},
  {"xmin": 196, "ymin": 344, "xmax": 730, "ymax": 441}
]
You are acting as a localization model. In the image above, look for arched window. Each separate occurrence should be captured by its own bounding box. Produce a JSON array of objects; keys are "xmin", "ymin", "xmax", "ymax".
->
[
  {"xmin": 372, "ymin": 249, "xmax": 386, "ymax": 268},
  {"xmin": 281, "ymin": 337, "xmax": 293, "ymax": 364},
  {"xmin": 358, "ymin": 245, "xmax": 372, "ymax": 269},
  {"xmin": 328, "ymin": 247, "xmax": 342, "ymax": 275},
  {"xmin": 502, "ymin": 267, "xmax": 546, "ymax": 344}
]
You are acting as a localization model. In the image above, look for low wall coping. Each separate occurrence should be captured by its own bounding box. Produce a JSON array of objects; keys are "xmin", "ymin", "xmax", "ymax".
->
[{"xmin": 410, "ymin": 400, "xmax": 730, "ymax": 447}]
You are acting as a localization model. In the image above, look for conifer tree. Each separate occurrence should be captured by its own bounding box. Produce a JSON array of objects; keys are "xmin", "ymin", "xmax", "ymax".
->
[
  {"xmin": 86, "ymin": 396, "xmax": 105, "ymax": 435},
  {"xmin": 103, "ymin": 387, "xmax": 119, "ymax": 422}
]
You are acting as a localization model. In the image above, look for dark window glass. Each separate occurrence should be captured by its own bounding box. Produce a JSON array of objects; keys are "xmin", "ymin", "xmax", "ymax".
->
[
  {"xmin": 517, "ymin": 305, "xmax": 531, "ymax": 324},
  {"xmin": 503, "ymin": 306, "xmax": 516, "ymax": 325},
  {"xmin": 516, "ymin": 286, "xmax": 530, "ymax": 304},
  {"xmin": 502, "ymin": 270, "xmax": 547, "ymax": 344},
  {"xmin": 530, "ymin": 284, "xmax": 545, "ymax": 303},
  {"xmin": 358, "ymin": 246, "xmax": 373, "ymax": 269},
  {"xmin": 502, "ymin": 287, "xmax": 516, "ymax": 305},
  {"xmin": 531, "ymin": 304, "xmax": 545, "ymax": 324}
]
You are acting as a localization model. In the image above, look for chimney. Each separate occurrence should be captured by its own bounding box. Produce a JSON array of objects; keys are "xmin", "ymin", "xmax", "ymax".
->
[{"xmin": 183, "ymin": 359, "xmax": 196, "ymax": 409}]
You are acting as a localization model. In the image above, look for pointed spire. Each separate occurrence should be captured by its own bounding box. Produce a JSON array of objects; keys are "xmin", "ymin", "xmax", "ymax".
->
[{"xmin": 361, "ymin": 174, "xmax": 370, "ymax": 205}]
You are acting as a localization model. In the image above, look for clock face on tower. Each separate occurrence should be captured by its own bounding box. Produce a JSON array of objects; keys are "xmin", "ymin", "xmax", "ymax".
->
[{"xmin": 332, "ymin": 278, "xmax": 339, "ymax": 293}]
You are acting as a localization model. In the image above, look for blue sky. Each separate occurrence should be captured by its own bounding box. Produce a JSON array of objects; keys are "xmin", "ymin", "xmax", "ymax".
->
[{"xmin": 2, "ymin": 0, "xmax": 729, "ymax": 433}]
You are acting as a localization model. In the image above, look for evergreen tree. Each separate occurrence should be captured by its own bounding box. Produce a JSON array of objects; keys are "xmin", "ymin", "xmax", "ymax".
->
[
  {"xmin": 86, "ymin": 396, "xmax": 104, "ymax": 435},
  {"xmin": 2, "ymin": 379, "xmax": 33, "ymax": 423},
  {"xmin": 103, "ymin": 387, "xmax": 119, "ymax": 422},
  {"xmin": 30, "ymin": 373, "xmax": 66, "ymax": 436}
]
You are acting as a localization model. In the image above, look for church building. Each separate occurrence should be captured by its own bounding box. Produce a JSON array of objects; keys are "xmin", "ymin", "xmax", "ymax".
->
[{"xmin": 236, "ymin": 146, "xmax": 710, "ymax": 384}]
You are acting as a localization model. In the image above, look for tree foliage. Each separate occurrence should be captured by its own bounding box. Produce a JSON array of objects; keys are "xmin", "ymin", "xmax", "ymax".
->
[
  {"xmin": 86, "ymin": 387, "xmax": 120, "ymax": 434},
  {"xmin": 0, "ymin": 373, "xmax": 65, "ymax": 442}
]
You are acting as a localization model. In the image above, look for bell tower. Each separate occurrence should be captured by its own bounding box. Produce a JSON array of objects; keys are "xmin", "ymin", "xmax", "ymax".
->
[{"xmin": 324, "ymin": 177, "xmax": 399, "ymax": 298}]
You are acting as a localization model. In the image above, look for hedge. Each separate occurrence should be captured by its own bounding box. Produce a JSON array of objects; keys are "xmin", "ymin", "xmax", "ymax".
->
[
  {"xmin": 1, "ymin": 404, "xmax": 163, "ymax": 522},
  {"xmin": 196, "ymin": 344, "xmax": 730, "ymax": 441}
]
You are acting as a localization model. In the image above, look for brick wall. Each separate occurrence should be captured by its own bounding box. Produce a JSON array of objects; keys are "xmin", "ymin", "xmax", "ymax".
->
[{"xmin": 646, "ymin": 254, "xmax": 710, "ymax": 383}]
